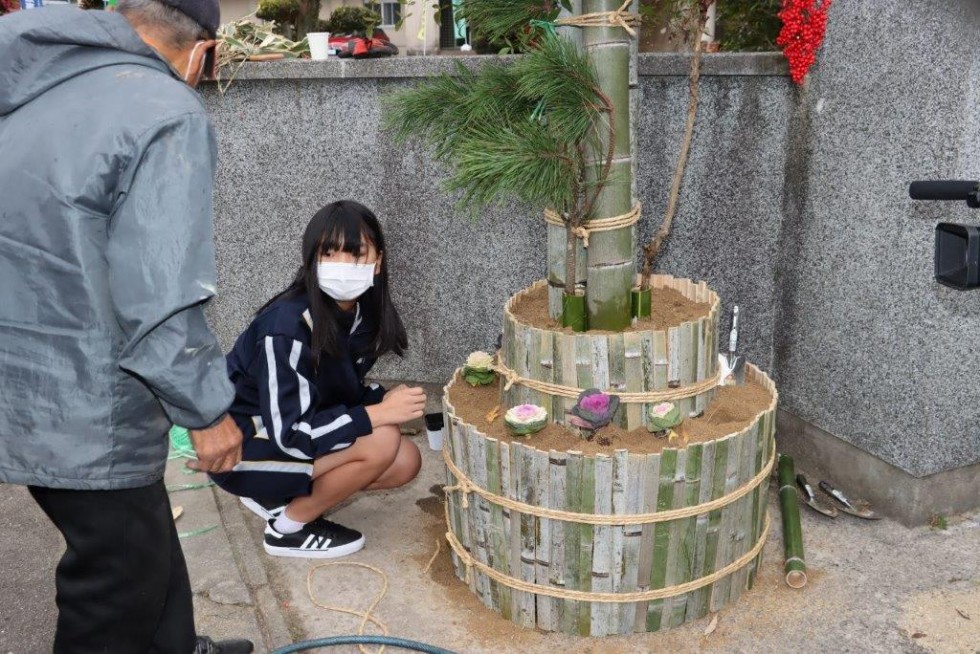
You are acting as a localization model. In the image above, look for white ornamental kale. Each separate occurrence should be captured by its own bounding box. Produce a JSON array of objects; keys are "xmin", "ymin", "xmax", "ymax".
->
[
  {"xmin": 463, "ymin": 350, "xmax": 496, "ymax": 387},
  {"xmin": 504, "ymin": 404, "xmax": 548, "ymax": 436}
]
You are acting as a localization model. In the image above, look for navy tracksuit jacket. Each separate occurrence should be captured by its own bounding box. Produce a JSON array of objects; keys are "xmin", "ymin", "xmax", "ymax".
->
[{"xmin": 211, "ymin": 294, "xmax": 385, "ymax": 499}]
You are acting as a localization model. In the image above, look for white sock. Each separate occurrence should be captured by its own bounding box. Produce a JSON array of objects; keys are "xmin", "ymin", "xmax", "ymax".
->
[{"xmin": 273, "ymin": 512, "xmax": 306, "ymax": 534}]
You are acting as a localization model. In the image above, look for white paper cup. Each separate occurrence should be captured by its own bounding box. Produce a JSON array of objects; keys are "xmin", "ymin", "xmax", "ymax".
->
[
  {"xmin": 308, "ymin": 32, "xmax": 331, "ymax": 61},
  {"xmin": 424, "ymin": 413, "xmax": 444, "ymax": 451}
]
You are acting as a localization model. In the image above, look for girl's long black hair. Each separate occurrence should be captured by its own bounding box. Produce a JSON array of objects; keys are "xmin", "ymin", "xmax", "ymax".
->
[{"xmin": 259, "ymin": 200, "xmax": 408, "ymax": 365}]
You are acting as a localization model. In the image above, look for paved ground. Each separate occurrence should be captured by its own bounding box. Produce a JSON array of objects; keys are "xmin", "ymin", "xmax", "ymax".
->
[{"xmin": 3, "ymin": 383, "xmax": 978, "ymax": 654}]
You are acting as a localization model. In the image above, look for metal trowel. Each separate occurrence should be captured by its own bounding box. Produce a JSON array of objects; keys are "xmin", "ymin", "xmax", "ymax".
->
[
  {"xmin": 718, "ymin": 305, "xmax": 746, "ymax": 385},
  {"xmin": 796, "ymin": 473, "xmax": 838, "ymax": 518},
  {"xmin": 819, "ymin": 480, "xmax": 880, "ymax": 520}
]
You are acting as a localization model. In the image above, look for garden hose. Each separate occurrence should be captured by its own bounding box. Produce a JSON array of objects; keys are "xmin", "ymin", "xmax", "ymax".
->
[{"xmin": 269, "ymin": 635, "xmax": 457, "ymax": 654}]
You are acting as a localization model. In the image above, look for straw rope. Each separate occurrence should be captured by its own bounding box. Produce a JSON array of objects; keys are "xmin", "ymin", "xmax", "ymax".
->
[
  {"xmin": 554, "ymin": 0, "xmax": 642, "ymax": 38},
  {"xmin": 443, "ymin": 491, "xmax": 769, "ymax": 602},
  {"xmin": 443, "ymin": 443, "xmax": 774, "ymax": 523},
  {"xmin": 544, "ymin": 203, "xmax": 642, "ymax": 248},
  {"xmin": 307, "ymin": 562, "xmax": 390, "ymax": 654},
  {"xmin": 492, "ymin": 355, "xmax": 721, "ymax": 403}
]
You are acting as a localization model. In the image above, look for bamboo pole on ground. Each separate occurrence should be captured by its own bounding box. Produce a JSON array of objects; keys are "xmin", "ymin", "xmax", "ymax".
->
[{"xmin": 778, "ymin": 454, "xmax": 807, "ymax": 589}]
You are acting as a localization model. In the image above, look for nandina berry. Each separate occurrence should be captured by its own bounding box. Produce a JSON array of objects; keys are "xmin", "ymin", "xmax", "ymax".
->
[{"xmin": 777, "ymin": 0, "xmax": 832, "ymax": 84}]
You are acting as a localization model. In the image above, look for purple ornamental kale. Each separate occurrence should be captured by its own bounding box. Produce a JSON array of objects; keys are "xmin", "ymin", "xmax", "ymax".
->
[{"xmin": 567, "ymin": 389, "xmax": 620, "ymax": 432}]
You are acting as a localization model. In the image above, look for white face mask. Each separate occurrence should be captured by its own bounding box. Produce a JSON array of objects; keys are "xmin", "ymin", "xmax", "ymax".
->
[{"xmin": 317, "ymin": 262, "xmax": 376, "ymax": 301}]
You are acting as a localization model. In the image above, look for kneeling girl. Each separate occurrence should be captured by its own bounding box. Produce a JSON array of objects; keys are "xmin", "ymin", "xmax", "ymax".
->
[{"xmin": 213, "ymin": 201, "xmax": 425, "ymax": 558}]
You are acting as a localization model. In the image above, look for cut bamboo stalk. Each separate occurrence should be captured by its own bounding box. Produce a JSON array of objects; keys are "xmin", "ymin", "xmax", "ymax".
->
[
  {"xmin": 653, "ymin": 330, "xmax": 668, "ymax": 389},
  {"xmin": 729, "ymin": 422, "xmax": 759, "ymax": 604},
  {"xmin": 577, "ymin": 455, "xmax": 596, "ymax": 635},
  {"xmin": 659, "ymin": 447, "xmax": 688, "ymax": 629},
  {"xmin": 608, "ymin": 334, "xmax": 627, "ymax": 426},
  {"xmin": 591, "ymin": 335, "xmax": 610, "ymax": 398},
  {"xmin": 623, "ymin": 333, "xmax": 643, "ymax": 427},
  {"xmin": 485, "ymin": 438, "xmax": 504, "ymax": 614},
  {"xmin": 517, "ymin": 444, "xmax": 537, "ymax": 628},
  {"xmin": 609, "ymin": 450, "xmax": 629, "ymax": 634},
  {"xmin": 646, "ymin": 448, "xmax": 678, "ymax": 631},
  {"xmin": 633, "ymin": 452, "xmax": 660, "ymax": 632},
  {"xmin": 534, "ymin": 448, "xmax": 552, "ymax": 630},
  {"xmin": 778, "ymin": 454, "xmax": 807, "ymax": 589},
  {"xmin": 508, "ymin": 437, "xmax": 522, "ymax": 621},
  {"xmin": 692, "ymin": 435, "xmax": 729, "ymax": 617},
  {"xmin": 576, "ymin": 334, "xmax": 592, "ymax": 392},
  {"xmin": 499, "ymin": 440, "xmax": 513, "ymax": 619},
  {"xmin": 548, "ymin": 450, "xmax": 568, "ymax": 629},
  {"xmin": 709, "ymin": 432, "xmax": 743, "ymax": 612},
  {"xmin": 563, "ymin": 451, "xmax": 584, "ymax": 634},
  {"xmin": 620, "ymin": 452, "xmax": 645, "ymax": 634},
  {"xmin": 473, "ymin": 428, "xmax": 493, "ymax": 609},
  {"xmin": 590, "ymin": 455, "xmax": 614, "ymax": 636},
  {"xmin": 669, "ymin": 443, "xmax": 703, "ymax": 628},
  {"xmin": 685, "ymin": 440, "xmax": 715, "ymax": 623}
]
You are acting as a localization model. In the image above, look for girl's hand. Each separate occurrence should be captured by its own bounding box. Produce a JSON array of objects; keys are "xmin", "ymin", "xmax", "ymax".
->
[{"xmin": 368, "ymin": 385, "xmax": 426, "ymax": 426}]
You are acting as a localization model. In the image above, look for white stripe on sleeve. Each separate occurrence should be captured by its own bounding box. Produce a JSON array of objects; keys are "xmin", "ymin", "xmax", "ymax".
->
[
  {"xmin": 231, "ymin": 460, "xmax": 314, "ymax": 475},
  {"xmin": 264, "ymin": 336, "xmax": 313, "ymax": 461},
  {"xmin": 288, "ymin": 339, "xmax": 311, "ymax": 415}
]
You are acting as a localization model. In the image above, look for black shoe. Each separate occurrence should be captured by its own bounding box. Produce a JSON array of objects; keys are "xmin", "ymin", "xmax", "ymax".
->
[
  {"xmin": 194, "ymin": 636, "xmax": 254, "ymax": 654},
  {"xmin": 240, "ymin": 496, "xmax": 288, "ymax": 520},
  {"xmin": 263, "ymin": 517, "xmax": 365, "ymax": 559}
]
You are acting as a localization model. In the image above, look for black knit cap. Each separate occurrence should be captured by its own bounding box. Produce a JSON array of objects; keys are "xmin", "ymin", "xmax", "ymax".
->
[{"xmin": 159, "ymin": 0, "xmax": 220, "ymax": 38}]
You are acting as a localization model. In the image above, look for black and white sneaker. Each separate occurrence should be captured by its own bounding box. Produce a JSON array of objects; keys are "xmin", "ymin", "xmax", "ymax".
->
[
  {"xmin": 240, "ymin": 496, "xmax": 288, "ymax": 521},
  {"xmin": 263, "ymin": 518, "xmax": 365, "ymax": 559}
]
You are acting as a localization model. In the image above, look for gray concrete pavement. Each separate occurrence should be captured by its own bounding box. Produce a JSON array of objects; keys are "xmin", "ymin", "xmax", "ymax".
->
[
  {"xmin": 4, "ymin": 397, "xmax": 978, "ymax": 654},
  {"xmin": 0, "ymin": 457, "xmax": 273, "ymax": 653}
]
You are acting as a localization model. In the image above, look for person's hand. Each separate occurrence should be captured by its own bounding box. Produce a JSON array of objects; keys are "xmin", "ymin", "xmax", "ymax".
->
[
  {"xmin": 368, "ymin": 385, "xmax": 426, "ymax": 426},
  {"xmin": 187, "ymin": 415, "xmax": 243, "ymax": 473}
]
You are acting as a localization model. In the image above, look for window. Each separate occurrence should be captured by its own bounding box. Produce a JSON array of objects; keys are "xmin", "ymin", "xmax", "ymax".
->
[{"xmin": 366, "ymin": 1, "xmax": 401, "ymax": 27}]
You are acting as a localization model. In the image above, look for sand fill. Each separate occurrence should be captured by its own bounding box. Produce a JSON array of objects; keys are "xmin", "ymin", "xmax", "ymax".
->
[
  {"xmin": 509, "ymin": 283, "xmax": 712, "ymax": 334},
  {"xmin": 447, "ymin": 374, "xmax": 773, "ymax": 456}
]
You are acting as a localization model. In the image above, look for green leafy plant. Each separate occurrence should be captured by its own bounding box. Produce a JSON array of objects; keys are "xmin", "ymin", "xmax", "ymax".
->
[
  {"xmin": 328, "ymin": 5, "xmax": 382, "ymax": 37},
  {"xmin": 455, "ymin": 0, "xmax": 569, "ymax": 54},
  {"xmin": 385, "ymin": 32, "xmax": 612, "ymax": 308},
  {"xmin": 716, "ymin": 0, "xmax": 781, "ymax": 52},
  {"xmin": 256, "ymin": 0, "xmax": 321, "ymax": 40}
]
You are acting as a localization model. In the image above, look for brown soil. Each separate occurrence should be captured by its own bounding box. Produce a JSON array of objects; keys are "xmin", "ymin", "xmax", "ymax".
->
[
  {"xmin": 412, "ymin": 486, "xmax": 541, "ymax": 648},
  {"xmin": 447, "ymin": 374, "xmax": 773, "ymax": 456},
  {"xmin": 510, "ymin": 283, "xmax": 712, "ymax": 334}
]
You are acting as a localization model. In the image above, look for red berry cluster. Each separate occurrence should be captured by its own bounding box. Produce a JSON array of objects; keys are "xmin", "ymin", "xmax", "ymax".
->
[{"xmin": 777, "ymin": 0, "xmax": 832, "ymax": 85}]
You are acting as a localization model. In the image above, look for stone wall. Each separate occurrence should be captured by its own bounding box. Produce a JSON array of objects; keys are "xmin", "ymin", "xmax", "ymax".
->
[
  {"xmin": 202, "ymin": 11, "xmax": 980, "ymax": 485},
  {"xmin": 202, "ymin": 52, "xmax": 790, "ymax": 389}
]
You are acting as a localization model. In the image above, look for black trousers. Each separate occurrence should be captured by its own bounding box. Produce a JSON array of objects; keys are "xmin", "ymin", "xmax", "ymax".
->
[{"xmin": 29, "ymin": 480, "xmax": 196, "ymax": 654}]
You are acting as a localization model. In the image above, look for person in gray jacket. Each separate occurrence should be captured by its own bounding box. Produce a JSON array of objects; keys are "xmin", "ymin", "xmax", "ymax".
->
[{"xmin": 0, "ymin": 2, "xmax": 252, "ymax": 652}]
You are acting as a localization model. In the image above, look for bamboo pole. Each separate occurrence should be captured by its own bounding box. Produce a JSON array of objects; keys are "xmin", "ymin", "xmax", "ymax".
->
[
  {"xmin": 517, "ymin": 444, "xmax": 537, "ymax": 627},
  {"xmin": 645, "ymin": 447, "xmax": 678, "ymax": 631},
  {"xmin": 778, "ymin": 454, "xmax": 807, "ymax": 589},
  {"xmin": 581, "ymin": 0, "xmax": 636, "ymax": 330},
  {"xmin": 548, "ymin": 450, "xmax": 568, "ymax": 629},
  {"xmin": 610, "ymin": 449, "xmax": 629, "ymax": 634},
  {"xmin": 563, "ymin": 451, "xmax": 584, "ymax": 634},
  {"xmin": 534, "ymin": 448, "xmax": 552, "ymax": 630},
  {"xmin": 685, "ymin": 440, "xmax": 716, "ymax": 623},
  {"xmin": 577, "ymin": 455, "xmax": 596, "ymax": 635},
  {"xmin": 670, "ymin": 442, "xmax": 703, "ymax": 627},
  {"xmin": 590, "ymin": 455, "xmax": 614, "ymax": 635},
  {"xmin": 633, "ymin": 452, "xmax": 660, "ymax": 631},
  {"xmin": 620, "ymin": 452, "xmax": 645, "ymax": 634}
]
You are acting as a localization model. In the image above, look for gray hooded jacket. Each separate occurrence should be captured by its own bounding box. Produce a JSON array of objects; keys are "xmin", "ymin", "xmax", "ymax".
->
[{"xmin": 0, "ymin": 8, "xmax": 233, "ymax": 489}]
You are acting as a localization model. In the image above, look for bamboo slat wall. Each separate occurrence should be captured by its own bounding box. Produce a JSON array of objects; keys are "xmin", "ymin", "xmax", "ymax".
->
[
  {"xmin": 443, "ymin": 364, "xmax": 777, "ymax": 636},
  {"xmin": 500, "ymin": 276, "xmax": 720, "ymax": 431}
]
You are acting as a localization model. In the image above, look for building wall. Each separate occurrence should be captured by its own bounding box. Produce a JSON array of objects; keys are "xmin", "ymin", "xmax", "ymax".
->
[{"xmin": 200, "ymin": 5, "xmax": 980, "ymax": 481}]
